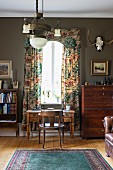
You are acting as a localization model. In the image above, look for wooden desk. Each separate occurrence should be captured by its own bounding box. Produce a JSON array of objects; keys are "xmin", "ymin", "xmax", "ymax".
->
[{"xmin": 26, "ymin": 109, "xmax": 75, "ymax": 139}]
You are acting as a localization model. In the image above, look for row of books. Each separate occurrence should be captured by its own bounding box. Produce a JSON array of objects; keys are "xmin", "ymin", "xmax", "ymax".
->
[
  {"xmin": 0, "ymin": 104, "xmax": 16, "ymax": 114},
  {"xmin": 0, "ymin": 92, "xmax": 17, "ymax": 103},
  {"xmin": 0, "ymin": 120, "xmax": 16, "ymax": 122}
]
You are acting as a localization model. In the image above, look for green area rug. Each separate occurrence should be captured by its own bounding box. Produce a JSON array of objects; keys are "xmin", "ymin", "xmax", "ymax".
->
[{"xmin": 5, "ymin": 149, "xmax": 112, "ymax": 170}]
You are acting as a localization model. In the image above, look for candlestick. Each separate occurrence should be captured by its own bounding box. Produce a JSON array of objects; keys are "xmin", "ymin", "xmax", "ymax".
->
[{"xmin": 11, "ymin": 70, "xmax": 13, "ymax": 82}]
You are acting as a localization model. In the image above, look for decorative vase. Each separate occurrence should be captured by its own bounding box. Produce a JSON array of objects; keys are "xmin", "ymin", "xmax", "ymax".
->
[
  {"xmin": 66, "ymin": 105, "xmax": 70, "ymax": 111},
  {"xmin": 3, "ymin": 81, "xmax": 8, "ymax": 89}
]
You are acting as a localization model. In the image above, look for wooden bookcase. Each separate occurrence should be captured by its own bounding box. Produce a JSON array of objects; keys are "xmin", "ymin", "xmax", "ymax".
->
[
  {"xmin": 0, "ymin": 89, "xmax": 18, "ymax": 136},
  {"xmin": 81, "ymin": 85, "xmax": 113, "ymax": 139}
]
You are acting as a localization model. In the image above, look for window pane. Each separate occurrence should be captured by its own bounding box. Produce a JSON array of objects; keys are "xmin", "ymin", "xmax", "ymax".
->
[{"xmin": 41, "ymin": 41, "xmax": 63, "ymax": 104}]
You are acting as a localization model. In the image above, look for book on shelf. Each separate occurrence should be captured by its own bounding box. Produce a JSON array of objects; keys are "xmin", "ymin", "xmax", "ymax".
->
[
  {"xmin": 12, "ymin": 92, "xmax": 17, "ymax": 103},
  {"xmin": 0, "ymin": 105, "xmax": 2, "ymax": 114},
  {"xmin": 0, "ymin": 103, "xmax": 16, "ymax": 114},
  {"xmin": 7, "ymin": 104, "xmax": 10, "ymax": 114},
  {"xmin": 0, "ymin": 93, "xmax": 3, "ymax": 103},
  {"xmin": 3, "ymin": 104, "xmax": 7, "ymax": 114},
  {"xmin": 10, "ymin": 104, "xmax": 16, "ymax": 114},
  {"xmin": 0, "ymin": 91, "xmax": 17, "ymax": 103},
  {"xmin": 0, "ymin": 93, "xmax": 11, "ymax": 103},
  {"xmin": 6, "ymin": 93, "xmax": 11, "ymax": 103}
]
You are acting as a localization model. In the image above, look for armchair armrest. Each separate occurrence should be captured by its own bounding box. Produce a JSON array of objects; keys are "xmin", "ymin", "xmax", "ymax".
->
[{"xmin": 104, "ymin": 116, "xmax": 113, "ymax": 134}]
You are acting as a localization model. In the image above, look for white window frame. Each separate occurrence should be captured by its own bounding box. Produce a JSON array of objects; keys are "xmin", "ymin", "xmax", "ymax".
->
[{"xmin": 41, "ymin": 41, "xmax": 63, "ymax": 104}]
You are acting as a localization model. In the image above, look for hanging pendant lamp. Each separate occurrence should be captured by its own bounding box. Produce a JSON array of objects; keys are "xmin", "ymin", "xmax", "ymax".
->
[{"xmin": 22, "ymin": 0, "xmax": 51, "ymax": 49}]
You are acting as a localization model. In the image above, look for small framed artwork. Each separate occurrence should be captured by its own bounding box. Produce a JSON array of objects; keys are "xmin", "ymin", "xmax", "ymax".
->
[
  {"xmin": 91, "ymin": 60, "xmax": 108, "ymax": 76},
  {"xmin": 0, "ymin": 60, "xmax": 12, "ymax": 78},
  {"xmin": 0, "ymin": 80, "xmax": 2, "ymax": 89}
]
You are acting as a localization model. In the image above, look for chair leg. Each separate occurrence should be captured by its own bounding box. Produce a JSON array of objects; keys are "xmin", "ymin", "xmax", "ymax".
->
[
  {"xmin": 58, "ymin": 129, "xmax": 62, "ymax": 148},
  {"xmin": 70, "ymin": 123, "xmax": 72, "ymax": 136},
  {"xmin": 39, "ymin": 129, "xmax": 40, "ymax": 144},
  {"xmin": 43, "ymin": 130, "xmax": 45, "ymax": 149},
  {"xmin": 62, "ymin": 127, "xmax": 64, "ymax": 143},
  {"xmin": 44, "ymin": 130, "xmax": 45, "ymax": 143},
  {"xmin": 106, "ymin": 153, "xmax": 110, "ymax": 157}
]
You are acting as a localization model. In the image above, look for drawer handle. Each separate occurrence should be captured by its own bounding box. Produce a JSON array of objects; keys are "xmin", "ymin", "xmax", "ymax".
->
[
  {"xmin": 102, "ymin": 87, "xmax": 104, "ymax": 89},
  {"xmin": 103, "ymin": 93, "xmax": 104, "ymax": 95},
  {"xmin": 102, "ymin": 129, "xmax": 104, "ymax": 132}
]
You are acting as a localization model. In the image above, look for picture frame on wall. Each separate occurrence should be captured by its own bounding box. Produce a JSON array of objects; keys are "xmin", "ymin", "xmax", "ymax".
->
[
  {"xmin": 91, "ymin": 60, "xmax": 108, "ymax": 76},
  {"xmin": 0, "ymin": 80, "xmax": 2, "ymax": 89},
  {"xmin": 0, "ymin": 60, "xmax": 12, "ymax": 78}
]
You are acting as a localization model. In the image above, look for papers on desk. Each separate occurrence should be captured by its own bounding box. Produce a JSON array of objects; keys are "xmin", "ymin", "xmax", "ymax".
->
[
  {"xmin": 47, "ymin": 108, "xmax": 54, "ymax": 110},
  {"xmin": 26, "ymin": 109, "xmax": 63, "ymax": 112}
]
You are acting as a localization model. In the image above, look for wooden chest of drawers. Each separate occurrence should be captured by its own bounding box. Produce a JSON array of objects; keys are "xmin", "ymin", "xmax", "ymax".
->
[{"xmin": 81, "ymin": 85, "xmax": 113, "ymax": 138}]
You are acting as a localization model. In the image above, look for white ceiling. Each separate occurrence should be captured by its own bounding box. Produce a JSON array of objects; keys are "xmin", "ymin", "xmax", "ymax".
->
[{"xmin": 1, "ymin": 0, "xmax": 113, "ymax": 18}]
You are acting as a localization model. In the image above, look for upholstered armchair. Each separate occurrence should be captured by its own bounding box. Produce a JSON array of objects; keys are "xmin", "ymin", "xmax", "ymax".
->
[{"xmin": 104, "ymin": 116, "xmax": 113, "ymax": 159}]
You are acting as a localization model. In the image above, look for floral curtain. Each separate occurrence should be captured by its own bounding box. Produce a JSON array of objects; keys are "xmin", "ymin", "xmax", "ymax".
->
[
  {"xmin": 47, "ymin": 28, "xmax": 81, "ymax": 131},
  {"xmin": 22, "ymin": 41, "xmax": 43, "ymax": 130},
  {"xmin": 22, "ymin": 28, "xmax": 81, "ymax": 131}
]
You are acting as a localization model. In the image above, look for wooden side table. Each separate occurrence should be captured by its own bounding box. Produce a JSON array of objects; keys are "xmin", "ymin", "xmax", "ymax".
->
[
  {"xmin": 63, "ymin": 110, "xmax": 75, "ymax": 138},
  {"xmin": 26, "ymin": 110, "xmax": 41, "ymax": 139}
]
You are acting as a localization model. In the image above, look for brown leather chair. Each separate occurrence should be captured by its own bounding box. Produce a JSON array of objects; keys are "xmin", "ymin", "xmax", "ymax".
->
[
  {"xmin": 104, "ymin": 116, "xmax": 113, "ymax": 158},
  {"xmin": 39, "ymin": 110, "xmax": 64, "ymax": 149}
]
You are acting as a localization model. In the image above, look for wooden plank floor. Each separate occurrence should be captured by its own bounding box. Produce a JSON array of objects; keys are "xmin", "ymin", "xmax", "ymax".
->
[{"xmin": 0, "ymin": 135, "xmax": 113, "ymax": 170}]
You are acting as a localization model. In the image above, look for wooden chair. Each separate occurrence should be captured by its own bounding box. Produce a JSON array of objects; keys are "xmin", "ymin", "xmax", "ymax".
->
[
  {"xmin": 39, "ymin": 110, "xmax": 64, "ymax": 149},
  {"xmin": 104, "ymin": 116, "xmax": 113, "ymax": 158}
]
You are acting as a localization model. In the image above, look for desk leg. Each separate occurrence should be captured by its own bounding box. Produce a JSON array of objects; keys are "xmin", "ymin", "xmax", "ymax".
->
[
  {"xmin": 27, "ymin": 122, "xmax": 30, "ymax": 139},
  {"xmin": 71, "ymin": 114, "xmax": 74, "ymax": 138}
]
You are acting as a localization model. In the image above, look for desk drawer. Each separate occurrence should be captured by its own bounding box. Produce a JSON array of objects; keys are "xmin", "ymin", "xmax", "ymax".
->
[
  {"xmin": 29, "ymin": 117, "xmax": 39, "ymax": 122},
  {"xmin": 29, "ymin": 114, "xmax": 39, "ymax": 118},
  {"xmin": 64, "ymin": 117, "xmax": 71, "ymax": 122}
]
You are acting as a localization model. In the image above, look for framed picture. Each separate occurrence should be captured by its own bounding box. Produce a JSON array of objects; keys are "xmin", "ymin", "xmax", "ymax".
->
[
  {"xmin": 0, "ymin": 60, "xmax": 12, "ymax": 78},
  {"xmin": 91, "ymin": 60, "xmax": 108, "ymax": 76},
  {"xmin": 0, "ymin": 80, "xmax": 2, "ymax": 89}
]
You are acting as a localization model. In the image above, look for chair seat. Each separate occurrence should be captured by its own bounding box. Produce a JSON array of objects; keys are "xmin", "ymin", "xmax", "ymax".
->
[{"xmin": 39, "ymin": 123, "xmax": 64, "ymax": 128}]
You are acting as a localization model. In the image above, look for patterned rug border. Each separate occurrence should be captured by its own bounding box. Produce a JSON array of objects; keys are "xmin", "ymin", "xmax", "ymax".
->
[{"xmin": 6, "ymin": 149, "xmax": 113, "ymax": 170}]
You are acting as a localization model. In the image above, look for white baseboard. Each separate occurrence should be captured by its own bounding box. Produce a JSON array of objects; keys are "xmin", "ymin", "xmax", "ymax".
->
[
  {"xmin": 0, "ymin": 128, "xmax": 17, "ymax": 136},
  {"xmin": 0, "ymin": 123, "xmax": 23, "ymax": 137}
]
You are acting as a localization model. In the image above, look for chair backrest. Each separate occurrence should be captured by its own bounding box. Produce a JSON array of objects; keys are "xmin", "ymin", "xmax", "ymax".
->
[
  {"xmin": 39, "ymin": 110, "xmax": 63, "ymax": 127},
  {"xmin": 41, "ymin": 104, "xmax": 62, "ymax": 110}
]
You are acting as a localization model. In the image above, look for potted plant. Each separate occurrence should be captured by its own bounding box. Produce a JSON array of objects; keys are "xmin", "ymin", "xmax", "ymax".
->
[
  {"xmin": 64, "ymin": 93, "xmax": 71, "ymax": 110},
  {"xmin": 66, "ymin": 103, "xmax": 70, "ymax": 111}
]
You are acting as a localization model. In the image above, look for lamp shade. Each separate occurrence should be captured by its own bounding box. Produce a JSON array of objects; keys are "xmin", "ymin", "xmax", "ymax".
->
[
  {"xmin": 30, "ymin": 36, "xmax": 48, "ymax": 49},
  {"xmin": 22, "ymin": 24, "xmax": 30, "ymax": 34},
  {"xmin": 54, "ymin": 29, "xmax": 61, "ymax": 37}
]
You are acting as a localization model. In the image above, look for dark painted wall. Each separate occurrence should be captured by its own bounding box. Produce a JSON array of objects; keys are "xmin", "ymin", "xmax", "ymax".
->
[
  {"xmin": 0, "ymin": 18, "xmax": 24, "ymax": 122},
  {"xmin": 0, "ymin": 18, "xmax": 113, "ymax": 122}
]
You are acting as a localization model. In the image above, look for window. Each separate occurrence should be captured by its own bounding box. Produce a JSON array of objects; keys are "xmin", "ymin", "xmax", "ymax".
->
[{"xmin": 41, "ymin": 41, "xmax": 64, "ymax": 104}]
